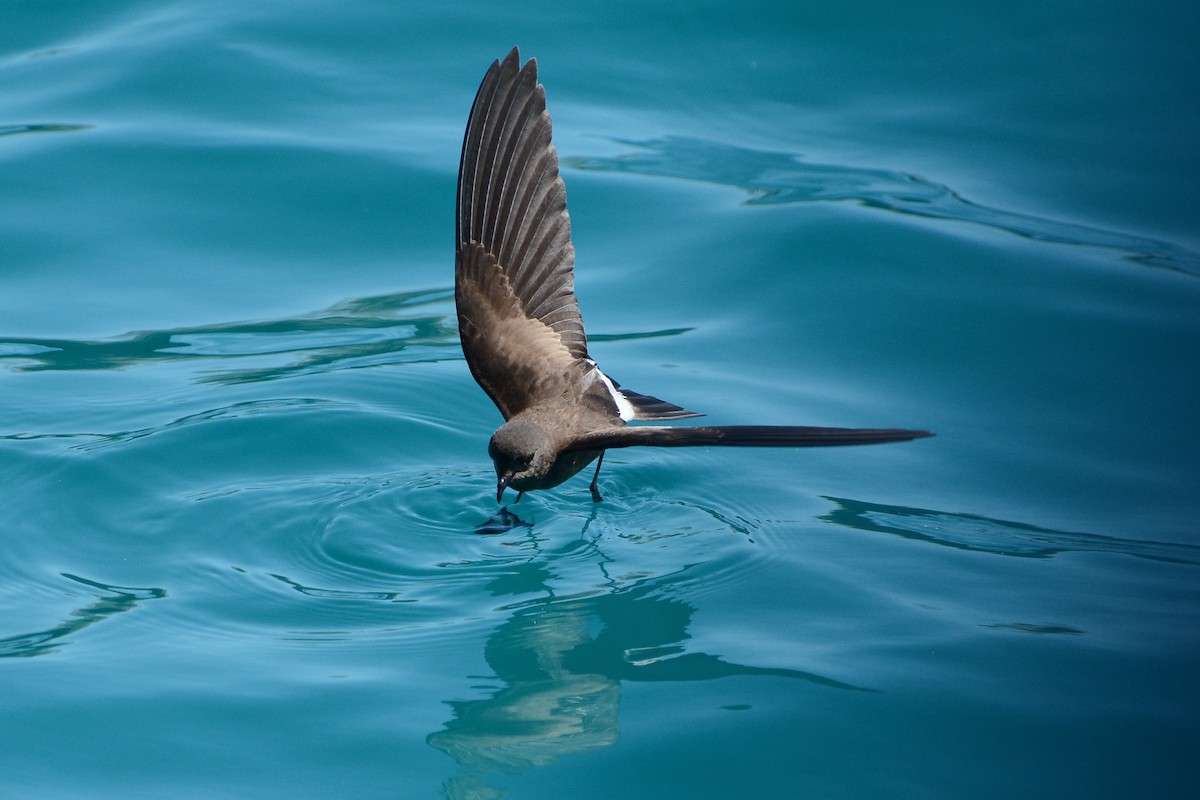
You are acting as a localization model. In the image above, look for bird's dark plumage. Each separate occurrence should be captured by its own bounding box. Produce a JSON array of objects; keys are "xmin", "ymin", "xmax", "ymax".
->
[{"xmin": 455, "ymin": 48, "xmax": 932, "ymax": 503}]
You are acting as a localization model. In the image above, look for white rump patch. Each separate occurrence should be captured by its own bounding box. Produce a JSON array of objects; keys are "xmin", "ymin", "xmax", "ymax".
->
[{"xmin": 586, "ymin": 359, "xmax": 636, "ymax": 421}]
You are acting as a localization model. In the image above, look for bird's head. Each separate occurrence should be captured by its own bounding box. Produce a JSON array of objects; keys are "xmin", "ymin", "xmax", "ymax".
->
[{"xmin": 488, "ymin": 420, "xmax": 553, "ymax": 502}]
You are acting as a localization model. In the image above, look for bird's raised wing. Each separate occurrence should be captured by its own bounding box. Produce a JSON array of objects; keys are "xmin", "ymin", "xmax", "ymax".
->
[{"xmin": 455, "ymin": 48, "xmax": 587, "ymax": 419}]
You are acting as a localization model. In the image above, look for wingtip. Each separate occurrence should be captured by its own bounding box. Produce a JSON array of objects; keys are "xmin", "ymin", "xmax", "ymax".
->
[
  {"xmin": 864, "ymin": 427, "xmax": 936, "ymax": 444},
  {"xmin": 500, "ymin": 46, "xmax": 536, "ymax": 76}
]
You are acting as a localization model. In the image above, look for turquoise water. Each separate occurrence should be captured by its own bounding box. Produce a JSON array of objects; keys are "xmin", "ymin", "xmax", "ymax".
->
[{"xmin": 3, "ymin": 2, "xmax": 1199, "ymax": 797}]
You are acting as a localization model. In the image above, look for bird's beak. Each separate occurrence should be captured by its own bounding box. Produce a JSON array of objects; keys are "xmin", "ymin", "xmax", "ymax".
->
[{"xmin": 496, "ymin": 474, "xmax": 512, "ymax": 504}]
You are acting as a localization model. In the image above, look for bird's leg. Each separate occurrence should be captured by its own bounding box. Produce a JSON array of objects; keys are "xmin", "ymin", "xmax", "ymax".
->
[
  {"xmin": 589, "ymin": 452, "xmax": 606, "ymax": 502},
  {"xmin": 515, "ymin": 491, "xmax": 524, "ymax": 503}
]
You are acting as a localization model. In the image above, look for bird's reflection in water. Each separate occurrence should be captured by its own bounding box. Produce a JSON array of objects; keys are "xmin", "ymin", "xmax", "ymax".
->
[
  {"xmin": 474, "ymin": 506, "xmax": 533, "ymax": 536},
  {"xmin": 430, "ymin": 603, "xmax": 618, "ymax": 795},
  {"xmin": 428, "ymin": 544, "xmax": 865, "ymax": 798}
]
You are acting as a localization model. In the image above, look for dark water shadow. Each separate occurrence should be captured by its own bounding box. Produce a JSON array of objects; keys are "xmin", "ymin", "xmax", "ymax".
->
[
  {"xmin": 2, "ymin": 396, "xmax": 346, "ymax": 451},
  {"xmin": 0, "ymin": 288, "xmax": 691, "ymax": 384},
  {"xmin": 474, "ymin": 506, "xmax": 535, "ymax": 536},
  {"xmin": 821, "ymin": 496, "xmax": 1200, "ymax": 565},
  {"xmin": 567, "ymin": 136, "xmax": 1200, "ymax": 277},
  {"xmin": 0, "ymin": 289, "xmax": 456, "ymax": 381},
  {"xmin": 267, "ymin": 572, "xmax": 413, "ymax": 602},
  {"xmin": 0, "ymin": 123, "xmax": 92, "ymax": 138},
  {"xmin": 0, "ymin": 574, "xmax": 166, "ymax": 658},
  {"xmin": 981, "ymin": 622, "xmax": 1084, "ymax": 636},
  {"xmin": 428, "ymin": 527, "xmax": 865, "ymax": 797}
]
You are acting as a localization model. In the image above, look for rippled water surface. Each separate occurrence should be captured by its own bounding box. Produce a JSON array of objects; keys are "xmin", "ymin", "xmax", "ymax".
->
[{"xmin": 3, "ymin": 2, "xmax": 1199, "ymax": 798}]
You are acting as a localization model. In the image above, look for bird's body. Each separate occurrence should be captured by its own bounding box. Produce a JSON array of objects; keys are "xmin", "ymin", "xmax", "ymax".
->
[{"xmin": 455, "ymin": 48, "xmax": 931, "ymax": 503}]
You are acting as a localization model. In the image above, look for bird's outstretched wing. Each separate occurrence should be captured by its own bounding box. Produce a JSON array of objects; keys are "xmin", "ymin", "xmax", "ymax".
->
[
  {"xmin": 455, "ymin": 48, "xmax": 585, "ymax": 419},
  {"xmin": 454, "ymin": 47, "xmax": 697, "ymax": 422},
  {"xmin": 564, "ymin": 425, "xmax": 934, "ymax": 452}
]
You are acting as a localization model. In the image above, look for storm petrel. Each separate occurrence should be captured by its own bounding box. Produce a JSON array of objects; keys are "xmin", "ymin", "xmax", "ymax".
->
[{"xmin": 455, "ymin": 48, "xmax": 931, "ymax": 503}]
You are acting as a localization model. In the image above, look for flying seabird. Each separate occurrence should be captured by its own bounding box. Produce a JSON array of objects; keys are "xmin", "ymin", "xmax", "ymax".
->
[{"xmin": 455, "ymin": 48, "xmax": 932, "ymax": 503}]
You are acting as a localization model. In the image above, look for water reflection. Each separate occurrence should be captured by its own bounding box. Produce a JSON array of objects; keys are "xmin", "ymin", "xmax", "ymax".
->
[
  {"xmin": 0, "ymin": 573, "xmax": 166, "ymax": 658},
  {"xmin": 0, "ymin": 288, "xmax": 690, "ymax": 383},
  {"xmin": 0, "ymin": 123, "xmax": 91, "ymax": 138},
  {"xmin": 0, "ymin": 289, "xmax": 457, "ymax": 381},
  {"xmin": 821, "ymin": 496, "xmax": 1200, "ymax": 564},
  {"xmin": 474, "ymin": 507, "xmax": 534, "ymax": 536},
  {"xmin": 568, "ymin": 136, "xmax": 1200, "ymax": 277},
  {"xmin": 429, "ymin": 544, "xmax": 865, "ymax": 798}
]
